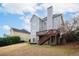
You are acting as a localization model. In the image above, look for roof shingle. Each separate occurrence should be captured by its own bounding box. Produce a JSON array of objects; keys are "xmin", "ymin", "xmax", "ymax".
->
[{"xmin": 11, "ymin": 28, "xmax": 30, "ymax": 34}]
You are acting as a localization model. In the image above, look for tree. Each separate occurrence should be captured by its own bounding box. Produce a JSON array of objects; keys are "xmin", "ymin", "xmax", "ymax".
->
[{"xmin": 65, "ymin": 16, "xmax": 77, "ymax": 32}]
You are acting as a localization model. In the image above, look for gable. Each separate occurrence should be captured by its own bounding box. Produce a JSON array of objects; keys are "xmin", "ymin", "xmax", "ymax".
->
[{"xmin": 30, "ymin": 15, "xmax": 41, "ymax": 22}]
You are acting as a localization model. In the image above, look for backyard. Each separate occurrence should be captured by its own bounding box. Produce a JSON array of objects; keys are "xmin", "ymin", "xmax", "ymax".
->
[{"xmin": 0, "ymin": 42, "xmax": 79, "ymax": 56}]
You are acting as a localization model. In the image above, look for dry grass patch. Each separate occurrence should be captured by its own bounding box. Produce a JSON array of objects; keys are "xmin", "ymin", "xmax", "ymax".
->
[{"xmin": 0, "ymin": 43, "xmax": 79, "ymax": 56}]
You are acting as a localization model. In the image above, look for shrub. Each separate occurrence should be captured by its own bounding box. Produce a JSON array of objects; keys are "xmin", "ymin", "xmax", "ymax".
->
[
  {"xmin": 73, "ymin": 32, "xmax": 79, "ymax": 41},
  {"xmin": 67, "ymin": 30, "xmax": 79, "ymax": 42},
  {"xmin": 0, "ymin": 36, "xmax": 21, "ymax": 46}
]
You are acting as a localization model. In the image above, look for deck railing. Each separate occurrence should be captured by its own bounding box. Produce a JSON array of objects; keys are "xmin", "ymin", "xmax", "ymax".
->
[
  {"xmin": 36, "ymin": 30, "xmax": 48, "ymax": 36},
  {"xmin": 36, "ymin": 29, "xmax": 58, "ymax": 36}
]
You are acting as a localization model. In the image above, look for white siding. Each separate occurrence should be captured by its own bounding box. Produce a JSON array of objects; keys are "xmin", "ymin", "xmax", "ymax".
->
[
  {"xmin": 30, "ymin": 15, "xmax": 40, "ymax": 43},
  {"xmin": 39, "ymin": 20, "xmax": 47, "ymax": 31},
  {"xmin": 43, "ymin": 21, "xmax": 47, "ymax": 30},
  {"xmin": 47, "ymin": 6, "xmax": 53, "ymax": 30},
  {"xmin": 39, "ymin": 20, "xmax": 43, "ymax": 31},
  {"xmin": 53, "ymin": 16, "xmax": 62, "ymax": 29}
]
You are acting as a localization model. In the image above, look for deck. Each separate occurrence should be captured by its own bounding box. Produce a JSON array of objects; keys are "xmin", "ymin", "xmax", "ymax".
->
[
  {"xmin": 36, "ymin": 29, "xmax": 61, "ymax": 45},
  {"xmin": 36, "ymin": 29, "xmax": 59, "ymax": 36}
]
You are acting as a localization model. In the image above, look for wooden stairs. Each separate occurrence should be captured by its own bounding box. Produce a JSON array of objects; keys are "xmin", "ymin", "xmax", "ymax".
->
[
  {"xmin": 38, "ymin": 35, "xmax": 50, "ymax": 45},
  {"xmin": 37, "ymin": 30, "xmax": 58, "ymax": 45}
]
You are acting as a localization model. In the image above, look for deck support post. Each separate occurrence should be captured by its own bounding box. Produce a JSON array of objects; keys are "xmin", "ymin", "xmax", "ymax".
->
[
  {"xmin": 62, "ymin": 38, "xmax": 66, "ymax": 44},
  {"xmin": 51, "ymin": 36, "xmax": 57, "ymax": 45},
  {"xmin": 57, "ymin": 37, "xmax": 61, "ymax": 45},
  {"xmin": 49, "ymin": 36, "xmax": 51, "ymax": 45}
]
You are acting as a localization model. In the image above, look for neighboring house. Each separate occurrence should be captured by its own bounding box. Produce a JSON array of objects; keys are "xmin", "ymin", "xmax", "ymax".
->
[
  {"xmin": 30, "ymin": 6, "xmax": 67, "ymax": 45},
  {"xmin": 10, "ymin": 28, "xmax": 30, "ymax": 42}
]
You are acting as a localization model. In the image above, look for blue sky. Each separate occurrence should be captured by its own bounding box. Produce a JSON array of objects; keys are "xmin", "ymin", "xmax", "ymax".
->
[{"xmin": 0, "ymin": 3, "xmax": 78, "ymax": 36}]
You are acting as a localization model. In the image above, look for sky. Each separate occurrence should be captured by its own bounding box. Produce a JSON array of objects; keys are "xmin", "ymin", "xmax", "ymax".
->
[{"xmin": 0, "ymin": 3, "xmax": 79, "ymax": 36}]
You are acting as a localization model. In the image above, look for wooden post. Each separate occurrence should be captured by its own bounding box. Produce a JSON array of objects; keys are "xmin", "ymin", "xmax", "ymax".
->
[
  {"xmin": 62, "ymin": 38, "xmax": 66, "ymax": 44},
  {"xmin": 55, "ymin": 35, "xmax": 57, "ymax": 45},
  {"xmin": 51, "ymin": 36, "xmax": 57, "ymax": 45},
  {"xmin": 49, "ymin": 36, "xmax": 52, "ymax": 45},
  {"xmin": 58, "ymin": 37, "xmax": 61, "ymax": 45}
]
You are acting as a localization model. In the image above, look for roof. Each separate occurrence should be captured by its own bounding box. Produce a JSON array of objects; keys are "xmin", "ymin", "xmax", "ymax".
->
[
  {"xmin": 30, "ymin": 13, "xmax": 62, "ymax": 22},
  {"xmin": 11, "ymin": 28, "xmax": 30, "ymax": 34},
  {"xmin": 42, "ymin": 14, "xmax": 62, "ymax": 21},
  {"xmin": 31, "ymin": 13, "xmax": 62, "ymax": 22},
  {"xmin": 30, "ymin": 15, "xmax": 42, "ymax": 22}
]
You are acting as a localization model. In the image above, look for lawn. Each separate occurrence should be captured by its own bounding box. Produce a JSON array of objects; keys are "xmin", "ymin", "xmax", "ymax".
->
[{"xmin": 0, "ymin": 43, "xmax": 79, "ymax": 56}]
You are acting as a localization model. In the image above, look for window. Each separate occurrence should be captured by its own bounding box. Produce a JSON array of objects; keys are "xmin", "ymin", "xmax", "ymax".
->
[{"xmin": 33, "ymin": 38, "xmax": 35, "ymax": 42}]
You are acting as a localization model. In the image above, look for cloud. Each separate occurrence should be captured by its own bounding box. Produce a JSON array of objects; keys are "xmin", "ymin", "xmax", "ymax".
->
[
  {"xmin": 0, "ymin": 25, "xmax": 11, "ymax": 36},
  {"xmin": 1, "ymin": 3, "xmax": 39, "ymax": 15},
  {"xmin": 3, "ymin": 25, "xmax": 10, "ymax": 30},
  {"xmin": 39, "ymin": 3, "xmax": 79, "ymax": 14},
  {"xmin": 20, "ymin": 15, "xmax": 31, "ymax": 31},
  {"xmin": 0, "ymin": 25, "xmax": 1, "ymax": 28},
  {"xmin": 1, "ymin": 3, "xmax": 79, "ymax": 15},
  {"xmin": 1, "ymin": 3, "xmax": 79, "ymax": 32},
  {"xmin": 1, "ymin": 3, "xmax": 41, "ymax": 31},
  {"xmin": 2, "ymin": 25, "xmax": 11, "ymax": 35}
]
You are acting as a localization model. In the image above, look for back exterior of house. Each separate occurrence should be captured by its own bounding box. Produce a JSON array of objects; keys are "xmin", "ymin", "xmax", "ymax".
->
[{"xmin": 30, "ymin": 6, "xmax": 67, "ymax": 45}]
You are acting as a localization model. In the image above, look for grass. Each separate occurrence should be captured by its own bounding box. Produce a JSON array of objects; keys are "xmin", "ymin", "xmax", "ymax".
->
[
  {"xmin": 28, "ymin": 43, "xmax": 79, "ymax": 56},
  {"xmin": 0, "ymin": 43, "xmax": 79, "ymax": 56}
]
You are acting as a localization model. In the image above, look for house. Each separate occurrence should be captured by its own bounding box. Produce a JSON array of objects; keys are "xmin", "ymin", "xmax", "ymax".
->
[
  {"xmin": 10, "ymin": 28, "xmax": 30, "ymax": 42},
  {"xmin": 30, "ymin": 6, "xmax": 67, "ymax": 45}
]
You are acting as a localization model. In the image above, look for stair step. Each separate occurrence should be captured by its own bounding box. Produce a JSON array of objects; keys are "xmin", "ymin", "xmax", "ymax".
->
[{"xmin": 38, "ymin": 35, "xmax": 50, "ymax": 45}]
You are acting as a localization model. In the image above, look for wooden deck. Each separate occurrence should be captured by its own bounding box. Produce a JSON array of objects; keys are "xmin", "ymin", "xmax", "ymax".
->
[
  {"xmin": 36, "ymin": 29, "xmax": 58, "ymax": 36},
  {"xmin": 37, "ymin": 29, "xmax": 62, "ymax": 45}
]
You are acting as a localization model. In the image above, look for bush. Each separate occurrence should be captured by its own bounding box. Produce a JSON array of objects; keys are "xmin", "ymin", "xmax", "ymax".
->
[
  {"xmin": 0, "ymin": 36, "xmax": 21, "ymax": 46},
  {"xmin": 73, "ymin": 32, "xmax": 79, "ymax": 41},
  {"xmin": 68, "ymin": 30, "xmax": 79, "ymax": 42}
]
